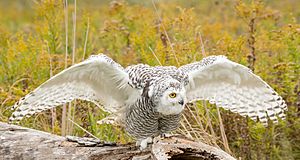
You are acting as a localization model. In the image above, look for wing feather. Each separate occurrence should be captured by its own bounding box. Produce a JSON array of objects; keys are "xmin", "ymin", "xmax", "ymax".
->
[
  {"xmin": 9, "ymin": 54, "xmax": 139, "ymax": 121},
  {"xmin": 180, "ymin": 55, "xmax": 287, "ymax": 125}
]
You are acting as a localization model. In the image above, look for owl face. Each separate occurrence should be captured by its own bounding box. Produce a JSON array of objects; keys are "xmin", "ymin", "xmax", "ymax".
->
[{"xmin": 155, "ymin": 80, "xmax": 187, "ymax": 115}]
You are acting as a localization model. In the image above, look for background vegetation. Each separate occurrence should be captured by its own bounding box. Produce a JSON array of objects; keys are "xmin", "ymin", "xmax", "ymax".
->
[{"xmin": 0, "ymin": 0, "xmax": 299, "ymax": 159}]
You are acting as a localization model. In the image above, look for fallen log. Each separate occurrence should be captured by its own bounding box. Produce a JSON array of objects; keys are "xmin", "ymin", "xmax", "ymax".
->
[{"xmin": 0, "ymin": 122, "xmax": 235, "ymax": 160}]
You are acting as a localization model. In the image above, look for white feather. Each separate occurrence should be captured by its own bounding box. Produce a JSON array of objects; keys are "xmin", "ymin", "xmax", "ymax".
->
[
  {"xmin": 180, "ymin": 55, "xmax": 287, "ymax": 125},
  {"xmin": 10, "ymin": 54, "xmax": 139, "ymax": 121}
]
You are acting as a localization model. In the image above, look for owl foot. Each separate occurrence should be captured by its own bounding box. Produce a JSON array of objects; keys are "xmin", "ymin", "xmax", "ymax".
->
[
  {"xmin": 160, "ymin": 133, "xmax": 173, "ymax": 138},
  {"xmin": 136, "ymin": 137, "xmax": 153, "ymax": 150},
  {"xmin": 153, "ymin": 133, "xmax": 183, "ymax": 143}
]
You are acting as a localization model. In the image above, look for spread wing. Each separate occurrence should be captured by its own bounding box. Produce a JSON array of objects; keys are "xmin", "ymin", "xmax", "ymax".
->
[
  {"xmin": 180, "ymin": 55, "xmax": 287, "ymax": 125},
  {"xmin": 9, "ymin": 54, "xmax": 139, "ymax": 121}
]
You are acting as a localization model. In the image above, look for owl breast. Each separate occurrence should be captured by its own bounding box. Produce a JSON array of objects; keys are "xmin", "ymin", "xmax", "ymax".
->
[{"xmin": 125, "ymin": 97, "xmax": 181, "ymax": 139}]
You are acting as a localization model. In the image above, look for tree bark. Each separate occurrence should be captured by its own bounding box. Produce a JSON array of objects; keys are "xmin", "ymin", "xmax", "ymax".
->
[{"xmin": 0, "ymin": 122, "xmax": 235, "ymax": 160}]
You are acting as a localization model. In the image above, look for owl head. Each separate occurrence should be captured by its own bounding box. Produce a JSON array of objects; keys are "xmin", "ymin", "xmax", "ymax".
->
[{"xmin": 146, "ymin": 77, "xmax": 186, "ymax": 115}]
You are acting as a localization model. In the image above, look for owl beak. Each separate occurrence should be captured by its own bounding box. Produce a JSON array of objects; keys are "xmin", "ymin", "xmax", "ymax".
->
[{"xmin": 178, "ymin": 100, "xmax": 184, "ymax": 105}]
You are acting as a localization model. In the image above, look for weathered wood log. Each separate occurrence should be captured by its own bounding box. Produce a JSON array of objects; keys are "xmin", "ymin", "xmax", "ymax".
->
[{"xmin": 0, "ymin": 122, "xmax": 235, "ymax": 160}]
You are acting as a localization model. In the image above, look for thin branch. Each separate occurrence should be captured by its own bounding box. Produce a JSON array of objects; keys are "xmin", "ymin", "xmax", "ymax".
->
[
  {"xmin": 148, "ymin": 46, "xmax": 162, "ymax": 65},
  {"xmin": 198, "ymin": 31, "xmax": 206, "ymax": 57},
  {"xmin": 64, "ymin": 0, "xmax": 68, "ymax": 69},
  {"xmin": 186, "ymin": 104, "xmax": 205, "ymax": 133},
  {"xmin": 83, "ymin": 17, "xmax": 90, "ymax": 60},
  {"xmin": 180, "ymin": 120, "xmax": 193, "ymax": 139},
  {"xmin": 72, "ymin": 0, "xmax": 76, "ymax": 64},
  {"xmin": 182, "ymin": 113, "xmax": 200, "ymax": 140},
  {"xmin": 46, "ymin": 42, "xmax": 53, "ymax": 78},
  {"xmin": 46, "ymin": 41, "xmax": 56, "ymax": 133},
  {"xmin": 203, "ymin": 101, "xmax": 218, "ymax": 146},
  {"xmin": 62, "ymin": 0, "xmax": 69, "ymax": 136},
  {"xmin": 216, "ymin": 107, "xmax": 232, "ymax": 154},
  {"xmin": 68, "ymin": 0, "xmax": 77, "ymax": 135},
  {"xmin": 151, "ymin": 0, "xmax": 180, "ymax": 66},
  {"xmin": 68, "ymin": 118, "xmax": 99, "ymax": 140}
]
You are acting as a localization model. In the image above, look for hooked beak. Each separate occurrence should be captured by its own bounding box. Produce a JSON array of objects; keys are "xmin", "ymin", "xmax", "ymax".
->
[{"xmin": 178, "ymin": 100, "xmax": 184, "ymax": 105}]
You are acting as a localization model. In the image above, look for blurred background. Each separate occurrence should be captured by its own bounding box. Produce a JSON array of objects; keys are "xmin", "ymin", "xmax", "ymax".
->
[{"xmin": 0, "ymin": 0, "xmax": 299, "ymax": 159}]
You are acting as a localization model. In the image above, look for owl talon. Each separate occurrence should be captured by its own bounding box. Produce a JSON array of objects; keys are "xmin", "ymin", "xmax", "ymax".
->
[
  {"xmin": 160, "ymin": 133, "xmax": 173, "ymax": 138},
  {"xmin": 137, "ymin": 137, "xmax": 153, "ymax": 150}
]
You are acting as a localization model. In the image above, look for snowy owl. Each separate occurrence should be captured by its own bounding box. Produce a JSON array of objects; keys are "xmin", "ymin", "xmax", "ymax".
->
[{"xmin": 9, "ymin": 54, "xmax": 287, "ymax": 149}]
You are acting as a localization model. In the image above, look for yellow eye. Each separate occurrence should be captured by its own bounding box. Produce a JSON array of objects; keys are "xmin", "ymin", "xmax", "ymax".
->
[{"xmin": 169, "ymin": 93, "xmax": 177, "ymax": 98}]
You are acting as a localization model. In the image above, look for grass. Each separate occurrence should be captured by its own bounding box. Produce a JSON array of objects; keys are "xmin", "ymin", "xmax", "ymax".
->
[{"xmin": 0, "ymin": 0, "xmax": 299, "ymax": 159}]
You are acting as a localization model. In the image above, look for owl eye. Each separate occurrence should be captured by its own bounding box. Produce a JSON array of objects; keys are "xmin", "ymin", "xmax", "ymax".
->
[{"xmin": 169, "ymin": 93, "xmax": 177, "ymax": 98}]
